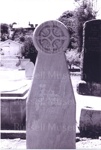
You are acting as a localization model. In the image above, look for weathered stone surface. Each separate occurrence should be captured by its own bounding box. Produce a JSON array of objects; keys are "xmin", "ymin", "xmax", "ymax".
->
[
  {"xmin": 81, "ymin": 20, "xmax": 101, "ymax": 83},
  {"xmin": 1, "ymin": 56, "xmax": 19, "ymax": 69},
  {"xmin": 1, "ymin": 80, "xmax": 30, "ymax": 130},
  {"xmin": 1, "ymin": 99, "xmax": 26, "ymax": 130},
  {"xmin": 77, "ymin": 20, "xmax": 101, "ymax": 97},
  {"xmin": 0, "ymin": 80, "xmax": 27, "ymax": 93},
  {"xmin": 25, "ymin": 61, "xmax": 34, "ymax": 80},
  {"xmin": 20, "ymin": 59, "xmax": 30, "ymax": 70},
  {"xmin": 33, "ymin": 20, "xmax": 70, "ymax": 54},
  {"xmin": 80, "ymin": 107, "xmax": 101, "ymax": 138},
  {"xmin": 26, "ymin": 20, "xmax": 76, "ymax": 149},
  {"xmin": 77, "ymin": 82, "xmax": 101, "ymax": 97}
]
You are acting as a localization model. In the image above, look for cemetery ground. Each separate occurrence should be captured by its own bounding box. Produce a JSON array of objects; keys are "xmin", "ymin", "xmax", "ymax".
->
[{"xmin": 0, "ymin": 69, "xmax": 101, "ymax": 149}]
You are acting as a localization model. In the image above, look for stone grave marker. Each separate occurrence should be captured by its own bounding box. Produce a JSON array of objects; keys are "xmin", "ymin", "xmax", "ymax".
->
[
  {"xmin": 0, "ymin": 80, "xmax": 30, "ymax": 130},
  {"xmin": 79, "ymin": 106, "xmax": 101, "ymax": 138},
  {"xmin": 77, "ymin": 20, "xmax": 101, "ymax": 96},
  {"xmin": 26, "ymin": 20, "xmax": 76, "ymax": 149},
  {"xmin": 1, "ymin": 56, "xmax": 19, "ymax": 69},
  {"xmin": 25, "ymin": 61, "xmax": 34, "ymax": 79},
  {"xmin": 20, "ymin": 58, "xmax": 30, "ymax": 70}
]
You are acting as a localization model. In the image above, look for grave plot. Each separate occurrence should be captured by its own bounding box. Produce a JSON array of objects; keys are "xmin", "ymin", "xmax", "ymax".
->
[
  {"xmin": 0, "ymin": 56, "xmax": 20, "ymax": 69},
  {"xmin": 0, "ymin": 70, "xmax": 32, "ymax": 139},
  {"xmin": 26, "ymin": 20, "xmax": 76, "ymax": 149}
]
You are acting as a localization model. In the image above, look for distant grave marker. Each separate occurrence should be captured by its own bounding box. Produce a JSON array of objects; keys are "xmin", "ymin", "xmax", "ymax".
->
[
  {"xmin": 25, "ymin": 61, "xmax": 34, "ymax": 79},
  {"xmin": 26, "ymin": 20, "xmax": 76, "ymax": 149},
  {"xmin": 77, "ymin": 20, "xmax": 101, "ymax": 96},
  {"xmin": 20, "ymin": 59, "xmax": 30, "ymax": 70},
  {"xmin": 1, "ymin": 56, "xmax": 19, "ymax": 69}
]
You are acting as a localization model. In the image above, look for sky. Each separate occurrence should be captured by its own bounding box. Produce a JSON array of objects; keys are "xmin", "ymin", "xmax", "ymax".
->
[
  {"xmin": 0, "ymin": 0, "xmax": 75, "ymax": 27},
  {"xmin": 0, "ymin": 0, "xmax": 101, "ymax": 27}
]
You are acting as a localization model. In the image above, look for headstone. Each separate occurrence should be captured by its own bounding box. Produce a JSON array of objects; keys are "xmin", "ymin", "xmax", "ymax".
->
[
  {"xmin": 82, "ymin": 20, "xmax": 101, "ymax": 83},
  {"xmin": 79, "ymin": 107, "xmax": 101, "ymax": 138},
  {"xmin": 1, "ymin": 80, "xmax": 30, "ymax": 130},
  {"xmin": 1, "ymin": 56, "xmax": 19, "ymax": 69},
  {"xmin": 77, "ymin": 20, "xmax": 101, "ymax": 97},
  {"xmin": 25, "ymin": 61, "xmax": 34, "ymax": 79},
  {"xmin": 0, "ymin": 70, "xmax": 31, "ymax": 131},
  {"xmin": 26, "ymin": 20, "xmax": 76, "ymax": 149},
  {"xmin": 20, "ymin": 59, "xmax": 30, "ymax": 70}
]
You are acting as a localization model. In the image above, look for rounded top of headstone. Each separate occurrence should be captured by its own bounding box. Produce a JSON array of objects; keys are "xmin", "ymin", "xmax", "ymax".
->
[
  {"xmin": 84, "ymin": 19, "xmax": 101, "ymax": 27},
  {"xmin": 33, "ymin": 20, "xmax": 70, "ymax": 54}
]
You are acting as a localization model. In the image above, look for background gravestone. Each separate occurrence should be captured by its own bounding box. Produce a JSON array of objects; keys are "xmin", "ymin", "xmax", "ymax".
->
[
  {"xmin": 20, "ymin": 59, "xmax": 30, "ymax": 70},
  {"xmin": 1, "ymin": 56, "xmax": 19, "ymax": 69},
  {"xmin": 25, "ymin": 61, "xmax": 34, "ymax": 79},
  {"xmin": 26, "ymin": 20, "xmax": 76, "ymax": 149},
  {"xmin": 79, "ymin": 107, "xmax": 101, "ymax": 138},
  {"xmin": 77, "ymin": 20, "xmax": 101, "ymax": 97},
  {"xmin": 82, "ymin": 20, "xmax": 101, "ymax": 83}
]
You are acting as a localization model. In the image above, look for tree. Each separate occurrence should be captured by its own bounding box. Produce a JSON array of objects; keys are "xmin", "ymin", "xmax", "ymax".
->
[
  {"xmin": 58, "ymin": 10, "xmax": 78, "ymax": 50},
  {"xmin": 11, "ymin": 28, "xmax": 25, "ymax": 41},
  {"xmin": 9, "ymin": 22, "xmax": 17, "ymax": 29},
  {"xmin": 58, "ymin": 0, "xmax": 97, "ymax": 52},
  {"xmin": 0, "ymin": 23, "xmax": 9, "ymax": 41},
  {"xmin": 65, "ymin": 50, "xmax": 81, "ymax": 69},
  {"xmin": 28, "ymin": 22, "xmax": 34, "ymax": 28},
  {"xmin": 74, "ymin": 0, "xmax": 97, "ymax": 51},
  {"xmin": 21, "ymin": 37, "xmax": 38, "ymax": 64}
]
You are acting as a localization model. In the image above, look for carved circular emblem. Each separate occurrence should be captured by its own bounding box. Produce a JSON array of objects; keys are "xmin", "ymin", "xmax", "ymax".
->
[{"xmin": 33, "ymin": 20, "xmax": 70, "ymax": 54}]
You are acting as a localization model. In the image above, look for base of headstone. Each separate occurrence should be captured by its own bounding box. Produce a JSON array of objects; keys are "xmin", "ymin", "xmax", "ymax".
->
[
  {"xmin": 1, "ymin": 85, "xmax": 29, "ymax": 130},
  {"xmin": 0, "ymin": 130, "xmax": 26, "ymax": 139},
  {"xmin": 79, "ymin": 107, "xmax": 101, "ymax": 138},
  {"xmin": 77, "ymin": 81, "xmax": 101, "ymax": 97}
]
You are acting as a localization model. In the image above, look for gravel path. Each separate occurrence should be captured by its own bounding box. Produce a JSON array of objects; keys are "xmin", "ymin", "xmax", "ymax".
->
[
  {"xmin": 0, "ymin": 138, "xmax": 101, "ymax": 149},
  {"xmin": 76, "ymin": 138, "xmax": 101, "ymax": 149}
]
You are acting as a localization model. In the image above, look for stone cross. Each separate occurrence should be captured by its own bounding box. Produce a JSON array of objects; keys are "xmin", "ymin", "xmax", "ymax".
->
[
  {"xmin": 26, "ymin": 20, "xmax": 76, "ymax": 149},
  {"xmin": 77, "ymin": 20, "xmax": 101, "ymax": 97}
]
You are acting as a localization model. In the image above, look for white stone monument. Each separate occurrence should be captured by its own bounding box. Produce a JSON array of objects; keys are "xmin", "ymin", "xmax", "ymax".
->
[
  {"xmin": 26, "ymin": 20, "xmax": 76, "ymax": 149},
  {"xmin": 25, "ymin": 61, "xmax": 34, "ymax": 80}
]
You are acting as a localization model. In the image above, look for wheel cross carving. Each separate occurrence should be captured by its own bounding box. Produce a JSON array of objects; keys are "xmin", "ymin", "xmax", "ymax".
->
[{"xmin": 33, "ymin": 20, "xmax": 70, "ymax": 54}]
